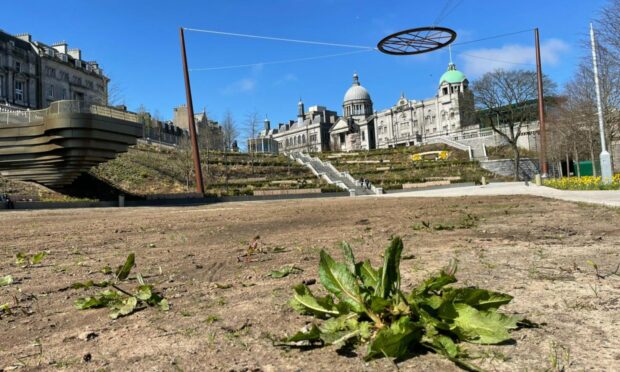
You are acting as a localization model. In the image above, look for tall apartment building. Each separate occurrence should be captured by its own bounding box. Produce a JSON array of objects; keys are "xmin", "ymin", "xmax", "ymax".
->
[
  {"xmin": 0, "ymin": 31, "xmax": 40, "ymax": 108},
  {"xmin": 0, "ymin": 29, "xmax": 108, "ymax": 109}
]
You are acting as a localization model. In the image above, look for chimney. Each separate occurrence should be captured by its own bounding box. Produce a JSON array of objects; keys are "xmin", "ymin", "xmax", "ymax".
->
[
  {"xmin": 68, "ymin": 48, "xmax": 81, "ymax": 60},
  {"xmin": 52, "ymin": 41, "xmax": 68, "ymax": 54},
  {"xmin": 264, "ymin": 117, "xmax": 271, "ymax": 132},
  {"xmin": 15, "ymin": 33, "xmax": 32, "ymax": 43}
]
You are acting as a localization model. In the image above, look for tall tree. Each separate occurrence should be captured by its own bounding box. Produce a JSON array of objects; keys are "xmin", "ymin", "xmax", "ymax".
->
[
  {"xmin": 472, "ymin": 69, "xmax": 556, "ymax": 180},
  {"xmin": 245, "ymin": 110, "xmax": 260, "ymax": 174},
  {"xmin": 221, "ymin": 111, "xmax": 238, "ymax": 193},
  {"xmin": 598, "ymin": 0, "xmax": 620, "ymax": 60},
  {"xmin": 566, "ymin": 46, "xmax": 620, "ymax": 171},
  {"xmin": 222, "ymin": 111, "xmax": 238, "ymax": 151}
]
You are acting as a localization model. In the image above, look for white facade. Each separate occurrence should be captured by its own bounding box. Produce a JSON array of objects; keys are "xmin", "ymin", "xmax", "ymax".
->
[
  {"xmin": 0, "ymin": 31, "xmax": 109, "ymax": 109},
  {"xmin": 375, "ymin": 63, "xmax": 474, "ymax": 148},
  {"xmin": 248, "ymin": 63, "xmax": 473, "ymax": 154},
  {"xmin": 330, "ymin": 73, "xmax": 375, "ymax": 152}
]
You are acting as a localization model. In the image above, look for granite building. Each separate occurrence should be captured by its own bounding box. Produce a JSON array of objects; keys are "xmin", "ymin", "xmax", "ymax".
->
[
  {"xmin": 173, "ymin": 105, "xmax": 224, "ymax": 151},
  {"xmin": 248, "ymin": 63, "xmax": 474, "ymax": 153},
  {"xmin": 374, "ymin": 62, "xmax": 474, "ymax": 148},
  {"xmin": 0, "ymin": 29, "xmax": 109, "ymax": 109}
]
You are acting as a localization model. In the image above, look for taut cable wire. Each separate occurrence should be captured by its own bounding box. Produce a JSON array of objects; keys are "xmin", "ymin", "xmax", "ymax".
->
[
  {"xmin": 183, "ymin": 27, "xmax": 376, "ymax": 50},
  {"xmin": 189, "ymin": 49, "xmax": 375, "ymax": 72}
]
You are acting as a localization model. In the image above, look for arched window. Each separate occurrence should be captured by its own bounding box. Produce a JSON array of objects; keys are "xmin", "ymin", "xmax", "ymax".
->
[{"xmin": 302, "ymin": 134, "xmax": 306, "ymax": 144}]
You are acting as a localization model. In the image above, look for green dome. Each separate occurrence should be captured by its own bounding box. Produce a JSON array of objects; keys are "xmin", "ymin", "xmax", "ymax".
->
[{"xmin": 439, "ymin": 63, "xmax": 467, "ymax": 85}]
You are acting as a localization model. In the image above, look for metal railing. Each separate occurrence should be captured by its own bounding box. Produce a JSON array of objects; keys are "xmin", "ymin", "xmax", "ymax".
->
[{"xmin": 0, "ymin": 100, "xmax": 139, "ymax": 126}]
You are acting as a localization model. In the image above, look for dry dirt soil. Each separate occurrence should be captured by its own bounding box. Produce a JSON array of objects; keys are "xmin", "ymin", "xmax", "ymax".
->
[{"xmin": 1, "ymin": 195, "xmax": 619, "ymax": 371}]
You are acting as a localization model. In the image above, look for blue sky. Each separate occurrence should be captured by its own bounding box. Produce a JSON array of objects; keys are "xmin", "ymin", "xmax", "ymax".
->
[{"xmin": 1, "ymin": 0, "xmax": 608, "ymax": 132}]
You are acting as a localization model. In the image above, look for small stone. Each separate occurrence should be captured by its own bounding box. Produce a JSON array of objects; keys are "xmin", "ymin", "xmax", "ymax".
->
[{"xmin": 83, "ymin": 353, "xmax": 92, "ymax": 363}]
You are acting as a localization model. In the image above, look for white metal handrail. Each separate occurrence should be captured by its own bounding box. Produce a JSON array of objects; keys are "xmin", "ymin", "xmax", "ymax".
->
[{"xmin": 0, "ymin": 100, "xmax": 139, "ymax": 126}]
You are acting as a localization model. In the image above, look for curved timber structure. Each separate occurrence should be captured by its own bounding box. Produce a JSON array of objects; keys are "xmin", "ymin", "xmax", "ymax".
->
[{"xmin": 0, "ymin": 101, "xmax": 142, "ymax": 187}]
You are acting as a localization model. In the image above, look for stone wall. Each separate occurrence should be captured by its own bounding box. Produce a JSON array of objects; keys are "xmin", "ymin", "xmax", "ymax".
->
[{"xmin": 480, "ymin": 158, "xmax": 540, "ymax": 179}]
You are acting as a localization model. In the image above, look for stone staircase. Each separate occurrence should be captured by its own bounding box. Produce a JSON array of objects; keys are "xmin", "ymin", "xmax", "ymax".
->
[{"xmin": 288, "ymin": 152, "xmax": 380, "ymax": 196}]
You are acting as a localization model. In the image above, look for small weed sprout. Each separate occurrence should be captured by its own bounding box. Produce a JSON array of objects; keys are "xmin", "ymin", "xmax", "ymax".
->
[{"xmin": 73, "ymin": 253, "xmax": 169, "ymax": 319}]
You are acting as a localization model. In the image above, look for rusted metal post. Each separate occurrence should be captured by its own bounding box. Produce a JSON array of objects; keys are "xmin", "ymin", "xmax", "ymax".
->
[
  {"xmin": 179, "ymin": 27, "xmax": 205, "ymax": 194},
  {"xmin": 534, "ymin": 28, "xmax": 548, "ymax": 176}
]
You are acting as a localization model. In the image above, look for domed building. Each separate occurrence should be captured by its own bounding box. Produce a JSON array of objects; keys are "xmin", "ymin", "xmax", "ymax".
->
[
  {"xmin": 249, "ymin": 62, "xmax": 474, "ymax": 154},
  {"xmin": 329, "ymin": 73, "xmax": 376, "ymax": 151},
  {"xmin": 374, "ymin": 62, "xmax": 474, "ymax": 149}
]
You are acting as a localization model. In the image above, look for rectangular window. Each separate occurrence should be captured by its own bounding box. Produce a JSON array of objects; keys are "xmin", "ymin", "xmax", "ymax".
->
[
  {"xmin": 0, "ymin": 75, "xmax": 4, "ymax": 97},
  {"xmin": 15, "ymin": 61, "xmax": 21, "ymax": 72},
  {"xmin": 61, "ymin": 88, "xmax": 67, "ymax": 100},
  {"xmin": 15, "ymin": 81, "xmax": 23, "ymax": 101},
  {"xmin": 47, "ymin": 85, "xmax": 54, "ymax": 98}
]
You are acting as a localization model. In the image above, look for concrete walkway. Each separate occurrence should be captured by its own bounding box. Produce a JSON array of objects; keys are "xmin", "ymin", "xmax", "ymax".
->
[{"xmin": 380, "ymin": 182, "xmax": 620, "ymax": 208}]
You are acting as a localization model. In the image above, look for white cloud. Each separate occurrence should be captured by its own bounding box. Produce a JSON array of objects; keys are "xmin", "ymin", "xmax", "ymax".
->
[
  {"xmin": 459, "ymin": 38, "xmax": 570, "ymax": 77},
  {"xmin": 221, "ymin": 78, "xmax": 257, "ymax": 95}
]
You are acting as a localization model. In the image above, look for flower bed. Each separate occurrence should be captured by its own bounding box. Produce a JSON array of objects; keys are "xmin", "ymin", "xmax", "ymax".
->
[{"xmin": 544, "ymin": 174, "xmax": 620, "ymax": 190}]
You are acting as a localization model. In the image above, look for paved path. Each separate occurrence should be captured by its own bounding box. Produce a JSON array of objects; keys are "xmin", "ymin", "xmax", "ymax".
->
[{"xmin": 380, "ymin": 182, "xmax": 620, "ymax": 208}]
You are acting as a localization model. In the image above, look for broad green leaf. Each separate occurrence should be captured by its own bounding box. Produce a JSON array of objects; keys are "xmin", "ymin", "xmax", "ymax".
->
[
  {"xmin": 320, "ymin": 314, "xmax": 356, "ymax": 333},
  {"xmin": 269, "ymin": 265, "xmax": 303, "ymax": 278},
  {"xmin": 376, "ymin": 237, "xmax": 403, "ymax": 299},
  {"xmin": 15, "ymin": 252, "xmax": 26, "ymax": 266},
  {"xmin": 110, "ymin": 296, "xmax": 138, "ymax": 319},
  {"xmin": 412, "ymin": 270, "xmax": 457, "ymax": 298},
  {"xmin": 284, "ymin": 324, "xmax": 322, "ymax": 343},
  {"xmin": 159, "ymin": 299, "xmax": 170, "ymax": 311},
  {"xmin": 424, "ymin": 334, "xmax": 460, "ymax": 358},
  {"xmin": 444, "ymin": 287, "xmax": 513, "ymax": 311},
  {"xmin": 357, "ymin": 260, "xmax": 380, "ymax": 290},
  {"xmin": 0, "ymin": 303, "xmax": 11, "ymax": 314},
  {"xmin": 74, "ymin": 290, "xmax": 122, "ymax": 309},
  {"xmin": 369, "ymin": 296, "xmax": 391, "ymax": 313},
  {"xmin": 319, "ymin": 250, "xmax": 365, "ymax": 313},
  {"xmin": 289, "ymin": 284, "xmax": 340, "ymax": 317},
  {"xmin": 0, "ymin": 275, "xmax": 13, "ymax": 287},
  {"xmin": 146, "ymin": 292, "xmax": 165, "ymax": 306},
  {"xmin": 116, "ymin": 253, "xmax": 135, "ymax": 281},
  {"xmin": 365, "ymin": 316, "xmax": 422, "ymax": 360},
  {"xmin": 74, "ymin": 296, "xmax": 105, "ymax": 309},
  {"xmin": 30, "ymin": 251, "xmax": 47, "ymax": 265},
  {"xmin": 136, "ymin": 285, "xmax": 153, "ymax": 301},
  {"xmin": 440, "ymin": 303, "xmax": 519, "ymax": 344},
  {"xmin": 340, "ymin": 241, "xmax": 356, "ymax": 274}
]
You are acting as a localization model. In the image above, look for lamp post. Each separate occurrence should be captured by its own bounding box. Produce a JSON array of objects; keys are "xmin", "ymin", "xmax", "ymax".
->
[{"xmin": 589, "ymin": 23, "xmax": 613, "ymax": 183}]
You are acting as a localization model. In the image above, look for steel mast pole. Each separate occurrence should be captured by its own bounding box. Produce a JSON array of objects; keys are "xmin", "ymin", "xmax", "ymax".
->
[
  {"xmin": 534, "ymin": 28, "xmax": 548, "ymax": 177},
  {"xmin": 179, "ymin": 27, "xmax": 205, "ymax": 194},
  {"xmin": 589, "ymin": 23, "xmax": 613, "ymax": 184}
]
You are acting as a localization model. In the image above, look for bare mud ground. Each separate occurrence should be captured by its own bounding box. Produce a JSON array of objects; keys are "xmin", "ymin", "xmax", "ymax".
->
[{"xmin": 1, "ymin": 196, "xmax": 619, "ymax": 371}]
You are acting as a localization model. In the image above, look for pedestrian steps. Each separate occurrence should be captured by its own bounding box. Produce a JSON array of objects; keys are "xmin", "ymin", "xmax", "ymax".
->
[{"xmin": 288, "ymin": 152, "xmax": 379, "ymax": 196}]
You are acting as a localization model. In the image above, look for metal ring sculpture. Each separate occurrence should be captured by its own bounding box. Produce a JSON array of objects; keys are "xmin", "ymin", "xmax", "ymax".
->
[{"xmin": 377, "ymin": 27, "xmax": 457, "ymax": 55}]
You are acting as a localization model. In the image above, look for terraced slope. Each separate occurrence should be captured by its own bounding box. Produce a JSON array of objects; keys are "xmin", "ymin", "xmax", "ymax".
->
[{"xmin": 315, "ymin": 144, "xmax": 502, "ymax": 190}]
